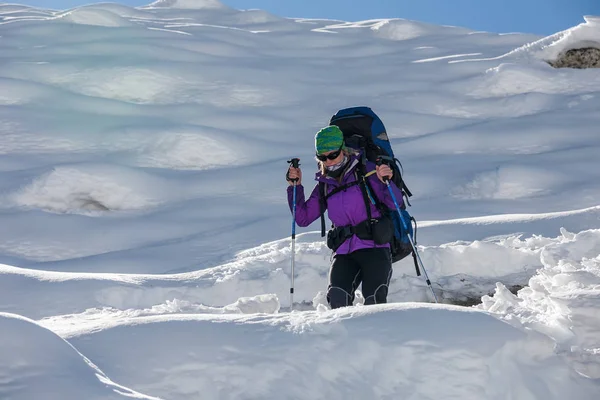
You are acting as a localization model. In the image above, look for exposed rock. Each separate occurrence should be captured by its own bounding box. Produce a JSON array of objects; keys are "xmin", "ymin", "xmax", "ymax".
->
[
  {"xmin": 548, "ymin": 47, "xmax": 600, "ymax": 69},
  {"xmin": 76, "ymin": 197, "xmax": 110, "ymax": 211}
]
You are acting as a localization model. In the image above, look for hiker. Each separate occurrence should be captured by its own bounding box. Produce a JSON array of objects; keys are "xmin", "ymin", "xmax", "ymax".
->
[{"xmin": 286, "ymin": 125, "xmax": 405, "ymax": 308}]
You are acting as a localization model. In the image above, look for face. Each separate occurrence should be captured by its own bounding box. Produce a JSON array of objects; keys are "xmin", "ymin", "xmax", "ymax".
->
[
  {"xmin": 316, "ymin": 147, "xmax": 344, "ymax": 166},
  {"xmin": 322, "ymin": 150, "xmax": 343, "ymax": 166}
]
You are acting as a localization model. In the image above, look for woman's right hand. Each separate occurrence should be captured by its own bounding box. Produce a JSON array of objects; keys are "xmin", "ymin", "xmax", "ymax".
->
[{"xmin": 287, "ymin": 166, "xmax": 302, "ymax": 185}]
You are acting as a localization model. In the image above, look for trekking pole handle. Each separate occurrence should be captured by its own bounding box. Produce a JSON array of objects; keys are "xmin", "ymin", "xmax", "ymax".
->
[
  {"xmin": 375, "ymin": 157, "xmax": 392, "ymax": 183},
  {"xmin": 289, "ymin": 158, "xmax": 300, "ymax": 168},
  {"xmin": 287, "ymin": 158, "xmax": 301, "ymax": 183}
]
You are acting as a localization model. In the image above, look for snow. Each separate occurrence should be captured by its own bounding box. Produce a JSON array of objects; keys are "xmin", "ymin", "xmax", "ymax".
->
[
  {"xmin": 0, "ymin": 313, "xmax": 159, "ymax": 399},
  {"xmin": 56, "ymin": 8, "xmax": 141, "ymax": 27},
  {"xmin": 481, "ymin": 228, "xmax": 600, "ymax": 380},
  {"xmin": 145, "ymin": 0, "xmax": 231, "ymax": 10},
  {"xmin": 38, "ymin": 306, "xmax": 598, "ymax": 400},
  {"xmin": 0, "ymin": 1, "xmax": 599, "ymax": 399},
  {"xmin": 532, "ymin": 15, "xmax": 600, "ymax": 61}
]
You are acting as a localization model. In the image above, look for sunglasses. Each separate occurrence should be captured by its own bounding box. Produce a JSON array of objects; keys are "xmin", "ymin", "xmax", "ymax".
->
[{"xmin": 316, "ymin": 146, "xmax": 343, "ymax": 161}]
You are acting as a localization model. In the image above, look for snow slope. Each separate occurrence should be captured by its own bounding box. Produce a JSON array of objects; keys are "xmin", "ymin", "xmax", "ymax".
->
[
  {"xmin": 0, "ymin": 1, "xmax": 599, "ymax": 398},
  {"xmin": 0, "ymin": 313, "xmax": 159, "ymax": 399}
]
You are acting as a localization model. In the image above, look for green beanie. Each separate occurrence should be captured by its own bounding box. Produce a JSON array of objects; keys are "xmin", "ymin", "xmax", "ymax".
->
[{"xmin": 315, "ymin": 125, "xmax": 345, "ymax": 155}]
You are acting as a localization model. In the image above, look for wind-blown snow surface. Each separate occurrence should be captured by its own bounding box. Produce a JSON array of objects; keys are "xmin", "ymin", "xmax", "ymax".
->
[{"xmin": 0, "ymin": 1, "xmax": 599, "ymax": 399}]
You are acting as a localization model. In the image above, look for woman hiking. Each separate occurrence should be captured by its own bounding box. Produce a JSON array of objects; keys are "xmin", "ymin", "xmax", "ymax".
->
[{"xmin": 286, "ymin": 125, "xmax": 405, "ymax": 309}]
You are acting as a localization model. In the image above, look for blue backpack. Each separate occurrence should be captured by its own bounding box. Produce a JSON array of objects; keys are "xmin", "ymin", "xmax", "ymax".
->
[{"xmin": 324, "ymin": 106, "xmax": 420, "ymax": 273}]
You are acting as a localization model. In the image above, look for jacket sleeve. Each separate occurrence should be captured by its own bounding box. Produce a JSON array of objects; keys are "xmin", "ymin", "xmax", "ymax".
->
[
  {"xmin": 287, "ymin": 183, "xmax": 324, "ymax": 227},
  {"xmin": 368, "ymin": 173, "xmax": 404, "ymax": 211}
]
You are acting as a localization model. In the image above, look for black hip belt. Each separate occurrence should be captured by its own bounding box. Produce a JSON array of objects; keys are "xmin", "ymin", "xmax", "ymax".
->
[{"xmin": 326, "ymin": 215, "xmax": 394, "ymax": 252}]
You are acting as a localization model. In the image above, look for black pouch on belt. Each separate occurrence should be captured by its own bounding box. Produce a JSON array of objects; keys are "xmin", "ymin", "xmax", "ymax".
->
[
  {"xmin": 351, "ymin": 215, "xmax": 394, "ymax": 245},
  {"xmin": 367, "ymin": 214, "xmax": 395, "ymax": 245},
  {"xmin": 326, "ymin": 225, "xmax": 353, "ymax": 252}
]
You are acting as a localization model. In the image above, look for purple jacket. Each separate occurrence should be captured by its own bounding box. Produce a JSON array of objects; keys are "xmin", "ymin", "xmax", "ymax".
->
[{"xmin": 287, "ymin": 154, "xmax": 404, "ymax": 254}]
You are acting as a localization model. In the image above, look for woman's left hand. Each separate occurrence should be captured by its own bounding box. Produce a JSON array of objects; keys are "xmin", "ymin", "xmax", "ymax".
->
[{"xmin": 376, "ymin": 164, "xmax": 393, "ymax": 183}]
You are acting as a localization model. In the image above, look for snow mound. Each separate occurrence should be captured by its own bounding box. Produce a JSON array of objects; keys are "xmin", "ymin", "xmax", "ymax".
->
[
  {"xmin": 0, "ymin": 229, "xmax": 580, "ymax": 319},
  {"xmin": 40, "ymin": 294, "xmax": 283, "ymax": 337},
  {"xmin": 584, "ymin": 15, "xmax": 600, "ymax": 24},
  {"xmin": 452, "ymin": 165, "xmax": 563, "ymax": 200},
  {"xmin": 47, "ymin": 67, "xmax": 190, "ymax": 104},
  {"xmin": 145, "ymin": 0, "xmax": 230, "ymax": 10},
  {"xmin": 225, "ymin": 9, "xmax": 284, "ymax": 25},
  {"xmin": 0, "ymin": 313, "xmax": 158, "ymax": 400},
  {"xmin": 71, "ymin": 3, "xmax": 155, "ymax": 19},
  {"xmin": 0, "ymin": 77, "xmax": 47, "ymax": 106},
  {"xmin": 223, "ymin": 294, "xmax": 280, "ymax": 313},
  {"xmin": 9, "ymin": 165, "xmax": 168, "ymax": 213},
  {"xmin": 456, "ymin": 15, "xmax": 600, "ymax": 70},
  {"xmin": 371, "ymin": 18, "xmax": 471, "ymax": 41},
  {"xmin": 468, "ymin": 62, "xmax": 600, "ymax": 98},
  {"xmin": 46, "ymin": 67, "xmax": 281, "ymax": 106},
  {"xmin": 538, "ymin": 15, "xmax": 600, "ymax": 64},
  {"xmin": 489, "ymin": 15, "xmax": 600, "ymax": 66},
  {"xmin": 481, "ymin": 228, "xmax": 600, "ymax": 379},
  {"xmin": 135, "ymin": 130, "xmax": 248, "ymax": 170},
  {"xmin": 64, "ymin": 305, "xmax": 599, "ymax": 400},
  {"xmin": 57, "ymin": 8, "xmax": 139, "ymax": 28},
  {"xmin": 0, "ymin": 5, "xmax": 36, "ymax": 13}
]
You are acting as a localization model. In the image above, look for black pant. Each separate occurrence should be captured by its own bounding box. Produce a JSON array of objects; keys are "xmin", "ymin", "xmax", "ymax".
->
[{"xmin": 326, "ymin": 247, "xmax": 392, "ymax": 309}]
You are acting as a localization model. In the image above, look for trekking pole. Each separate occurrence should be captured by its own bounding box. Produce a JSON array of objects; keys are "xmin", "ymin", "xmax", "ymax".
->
[
  {"xmin": 287, "ymin": 158, "xmax": 300, "ymax": 311},
  {"xmin": 376, "ymin": 158, "xmax": 439, "ymax": 303}
]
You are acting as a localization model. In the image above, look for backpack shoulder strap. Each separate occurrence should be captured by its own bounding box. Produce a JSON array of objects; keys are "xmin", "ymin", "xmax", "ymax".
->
[
  {"xmin": 358, "ymin": 161, "xmax": 386, "ymax": 212},
  {"xmin": 323, "ymin": 180, "xmax": 360, "ymax": 200},
  {"xmin": 355, "ymin": 163, "xmax": 376, "ymax": 224},
  {"xmin": 318, "ymin": 182, "xmax": 327, "ymax": 237}
]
